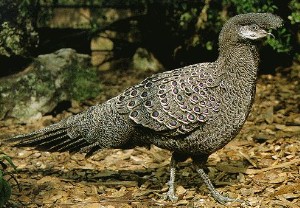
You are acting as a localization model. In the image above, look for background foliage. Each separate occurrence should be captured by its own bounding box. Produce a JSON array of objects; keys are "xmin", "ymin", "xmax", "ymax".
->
[
  {"xmin": 136, "ymin": 0, "xmax": 299, "ymax": 68},
  {"xmin": 0, "ymin": 152, "xmax": 18, "ymax": 208},
  {"xmin": 1, "ymin": 0, "xmax": 299, "ymax": 69}
]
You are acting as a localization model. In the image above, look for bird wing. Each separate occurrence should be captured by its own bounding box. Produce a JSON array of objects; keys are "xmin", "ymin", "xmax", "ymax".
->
[{"xmin": 116, "ymin": 63, "xmax": 222, "ymax": 136}]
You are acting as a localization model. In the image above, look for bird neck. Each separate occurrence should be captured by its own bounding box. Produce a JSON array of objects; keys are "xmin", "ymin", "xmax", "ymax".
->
[{"xmin": 217, "ymin": 43, "xmax": 260, "ymax": 81}]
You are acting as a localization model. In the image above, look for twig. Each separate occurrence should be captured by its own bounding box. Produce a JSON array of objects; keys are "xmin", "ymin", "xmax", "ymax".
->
[{"xmin": 245, "ymin": 159, "xmax": 300, "ymax": 175}]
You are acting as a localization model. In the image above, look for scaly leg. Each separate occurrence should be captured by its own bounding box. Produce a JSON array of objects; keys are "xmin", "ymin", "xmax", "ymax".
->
[
  {"xmin": 194, "ymin": 162, "xmax": 244, "ymax": 204},
  {"xmin": 164, "ymin": 155, "xmax": 178, "ymax": 201}
]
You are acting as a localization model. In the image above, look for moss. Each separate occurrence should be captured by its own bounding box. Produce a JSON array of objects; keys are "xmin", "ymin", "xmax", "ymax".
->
[
  {"xmin": 0, "ymin": 22, "xmax": 26, "ymax": 57},
  {"xmin": 0, "ymin": 0, "xmax": 39, "ymax": 57},
  {"xmin": 67, "ymin": 65, "xmax": 101, "ymax": 101}
]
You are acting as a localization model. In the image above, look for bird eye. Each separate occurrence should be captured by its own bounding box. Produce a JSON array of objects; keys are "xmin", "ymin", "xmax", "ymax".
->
[{"xmin": 251, "ymin": 24, "xmax": 259, "ymax": 30}]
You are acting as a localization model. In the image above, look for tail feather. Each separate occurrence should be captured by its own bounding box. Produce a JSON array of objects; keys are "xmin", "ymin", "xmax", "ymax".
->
[
  {"xmin": 17, "ymin": 129, "xmax": 68, "ymax": 148},
  {"xmin": 67, "ymin": 139, "xmax": 91, "ymax": 154},
  {"xmin": 84, "ymin": 144, "xmax": 102, "ymax": 158},
  {"xmin": 8, "ymin": 121, "xmax": 97, "ymax": 155},
  {"xmin": 11, "ymin": 122, "xmax": 67, "ymax": 141},
  {"xmin": 38, "ymin": 134, "xmax": 73, "ymax": 150},
  {"xmin": 52, "ymin": 137, "xmax": 88, "ymax": 152},
  {"xmin": 76, "ymin": 142, "xmax": 103, "ymax": 158}
]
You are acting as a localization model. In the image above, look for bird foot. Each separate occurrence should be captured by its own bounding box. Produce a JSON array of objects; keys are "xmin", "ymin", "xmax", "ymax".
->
[
  {"xmin": 163, "ymin": 189, "xmax": 178, "ymax": 202},
  {"xmin": 211, "ymin": 191, "xmax": 246, "ymax": 205},
  {"xmin": 163, "ymin": 180, "xmax": 178, "ymax": 202},
  {"xmin": 195, "ymin": 167, "xmax": 247, "ymax": 205}
]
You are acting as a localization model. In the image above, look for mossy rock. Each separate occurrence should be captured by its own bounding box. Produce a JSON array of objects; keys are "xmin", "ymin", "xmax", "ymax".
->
[{"xmin": 0, "ymin": 48, "xmax": 101, "ymax": 122}]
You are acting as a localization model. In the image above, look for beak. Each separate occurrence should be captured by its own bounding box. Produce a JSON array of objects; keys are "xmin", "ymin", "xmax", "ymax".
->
[
  {"xmin": 267, "ymin": 32, "xmax": 275, "ymax": 38},
  {"xmin": 258, "ymin": 29, "xmax": 275, "ymax": 39}
]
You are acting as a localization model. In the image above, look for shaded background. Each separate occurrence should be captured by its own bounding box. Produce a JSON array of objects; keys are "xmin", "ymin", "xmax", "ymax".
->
[{"xmin": 0, "ymin": 0, "xmax": 299, "ymax": 77}]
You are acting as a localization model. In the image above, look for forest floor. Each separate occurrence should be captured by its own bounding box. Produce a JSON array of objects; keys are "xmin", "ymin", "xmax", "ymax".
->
[{"xmin": 0, "ymin": 64, "xmax": 299, "ymax": 208}]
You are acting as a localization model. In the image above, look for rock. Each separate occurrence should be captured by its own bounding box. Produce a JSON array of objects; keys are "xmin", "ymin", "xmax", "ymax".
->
[
  {"xmin": 0, "ymin": 48, "xmax": 100, "ymax": 122},
  {"xmin": 132, "ymin": 48, "xmax": 164, "ymax": 72}
]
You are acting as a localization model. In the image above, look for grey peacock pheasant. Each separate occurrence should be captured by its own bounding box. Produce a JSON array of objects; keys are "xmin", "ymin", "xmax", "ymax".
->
[{"xmin": 10, "ymin": 13, "xmax": 283, "ymax": 204}]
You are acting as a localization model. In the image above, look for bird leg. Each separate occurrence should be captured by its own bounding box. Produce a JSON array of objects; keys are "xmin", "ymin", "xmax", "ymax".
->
[
  {"xmin": 164, "ymin": 155, "xmax": 178, "ymax": 201},
  {"xmin": 194, "ymin": 162, "xmax": 244, "ymax": 204}
]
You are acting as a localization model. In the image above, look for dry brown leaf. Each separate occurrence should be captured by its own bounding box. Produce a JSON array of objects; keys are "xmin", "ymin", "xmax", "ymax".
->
[
  {"xmin": 273, "ymin": 183, "xmax": 300, "ymax": 196},
  {"xmin": 275, "ymin": 124, "xmax": 300, "ymax": 132},
  {"xmin": 265, "ymin": 106, "xmax": 274, "ymax": 124},
  {"xmin": 176, "ymin": 185, "xmax": 187, "ymax": 196},
  {"xmin": 245, "ymin": 159, "xmax": 300, "ymax": 174},
  {"xmin": 239, "ymin": 150, "xmax": 257, "ymax": 167},
  {"xmin": 269, "ymin": 172, "xmax": 287, "ymax": 184},
  {"xmin": 216, "ymin": 163, "xmax": 248, "ymax": 173}
]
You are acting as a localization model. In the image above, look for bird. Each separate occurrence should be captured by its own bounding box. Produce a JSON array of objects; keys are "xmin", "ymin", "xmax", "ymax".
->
[{"xmin": 9, "ymin": 13, "xmax": 283, "ymax": 204}]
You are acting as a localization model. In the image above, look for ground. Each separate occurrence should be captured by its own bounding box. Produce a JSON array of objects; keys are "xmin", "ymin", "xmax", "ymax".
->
[{"xmin": 0, "ymin": 65, "xmax": 299, "ymax": 208}]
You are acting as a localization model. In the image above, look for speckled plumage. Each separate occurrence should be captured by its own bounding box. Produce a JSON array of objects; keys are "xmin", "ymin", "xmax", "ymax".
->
[{"xmin": 11, "ymin": 13, "xmax": 283, "ymax": 204}]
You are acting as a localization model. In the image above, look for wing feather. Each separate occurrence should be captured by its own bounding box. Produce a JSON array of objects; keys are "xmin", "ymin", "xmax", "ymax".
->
[{"xmin": 116, "ymin": 63, "xmax": 223, "ymax": 136}]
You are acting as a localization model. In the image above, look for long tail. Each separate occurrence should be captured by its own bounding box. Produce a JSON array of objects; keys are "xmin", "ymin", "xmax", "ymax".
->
[{"xmin": 9, "ymin": 117, "xmax": 102, "ymax": 158}]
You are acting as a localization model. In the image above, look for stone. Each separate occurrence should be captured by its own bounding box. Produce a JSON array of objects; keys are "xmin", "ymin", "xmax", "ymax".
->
[
  {"xmin": 132, "ymin": 48, "xmax": 164, "ymax": 72},
  {"xmin": 0, "ymin": 48, "xmax": 100, "ymax": 122}
]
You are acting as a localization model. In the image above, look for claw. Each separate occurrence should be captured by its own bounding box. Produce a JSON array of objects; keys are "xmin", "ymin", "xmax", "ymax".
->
[
  {"xmin": 163, "ymin": 188, "xmax": 178, "ymax": 202},
  {"xmin": 210, "ymin": 190, "xmax": 246, "ymax": 204},
  {"xmin": 196, "ymin": 166, "xmax": 247, "ymax": 204}
]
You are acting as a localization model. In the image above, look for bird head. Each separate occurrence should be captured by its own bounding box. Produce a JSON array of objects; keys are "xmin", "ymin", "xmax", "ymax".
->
[{"xmin": 219, "ymin": 13, "xmax": 283, "ymax": 45}]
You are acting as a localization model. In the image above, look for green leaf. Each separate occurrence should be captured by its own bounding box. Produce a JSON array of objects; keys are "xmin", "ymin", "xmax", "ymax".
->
[
  {"xmin": 0, "ymin": 155, "xmax": 17, "ymax": 170},
  {"xmin": 0, "ymin": 178, "xmax": 12, "ymax": 207}
]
